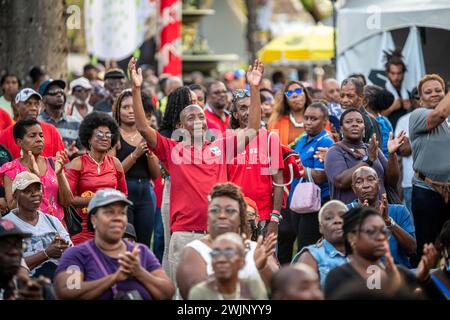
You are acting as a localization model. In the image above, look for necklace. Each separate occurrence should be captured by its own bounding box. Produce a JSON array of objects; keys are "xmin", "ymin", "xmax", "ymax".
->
[
  {"xmin": 289, "ymin": 112, "xmax": 304, "ymax": 128},
  {"xmin": 88, "ymin": 152, "xmax": 104, "ymax": 175},
  {"xmin": 216, "ymin": 281, "xmax": 241, "ymax": 300},
  {"xmin": 120, "ymin": 128, "xmax": 139, "ymax": 142}
]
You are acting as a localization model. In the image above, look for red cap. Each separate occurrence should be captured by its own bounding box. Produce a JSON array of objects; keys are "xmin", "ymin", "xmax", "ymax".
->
[{"xmin": 244, "ymin": 197, "xmax": 259, "ymax": 216}]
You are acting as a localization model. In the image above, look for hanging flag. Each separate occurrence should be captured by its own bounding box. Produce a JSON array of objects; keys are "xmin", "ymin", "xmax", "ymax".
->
[
  {"xmin": 84, "ymin": 0, "xmax": 156, "ymax": 61},
  {"xmin": 159, "ymin": 0, "xmax": 182, "ymax": 77}
]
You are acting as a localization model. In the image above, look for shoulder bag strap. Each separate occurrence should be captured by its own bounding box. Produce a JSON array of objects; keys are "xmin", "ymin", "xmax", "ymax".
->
[{"xmin": 84, "ymin": 241, "xmax": 119, "ymax": 296}]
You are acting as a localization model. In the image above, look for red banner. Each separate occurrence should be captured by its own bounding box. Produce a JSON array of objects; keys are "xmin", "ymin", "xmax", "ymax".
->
[{"xmin": 159, "ymin": 0, "xmax": 182, "ymax": 77}]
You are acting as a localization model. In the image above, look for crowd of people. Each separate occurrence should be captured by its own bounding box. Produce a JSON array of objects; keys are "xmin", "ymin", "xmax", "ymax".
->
[{"xmin": 0, "ymin": 48, "xmax": 449, "ymax": 300}]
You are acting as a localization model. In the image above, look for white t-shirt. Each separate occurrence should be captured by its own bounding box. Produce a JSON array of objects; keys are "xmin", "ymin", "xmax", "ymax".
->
[
  {"xmin": 395, "ymin": 113, "xmax": 414, "ymax": 188},
  {"xmin": 3, "ymin": 210, "xmax": 72, "ymax": 274},
  {"xmin": 186, "ymin": 239, "xmax": 264, "ymax": 284}
]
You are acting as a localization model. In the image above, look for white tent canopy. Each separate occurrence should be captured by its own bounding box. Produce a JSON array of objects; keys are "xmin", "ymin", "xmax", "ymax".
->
[
  {"xmin": 336, "ymin": 0, "xmax": 450, "ymax": 89},
  {"xmin": 338, "ymin": 0, "xmax": 450, "ymax": 53}
]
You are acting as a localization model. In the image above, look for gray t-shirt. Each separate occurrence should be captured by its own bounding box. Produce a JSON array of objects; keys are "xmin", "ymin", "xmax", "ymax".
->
[
  {"xmin": 409, "ymin": 108, "xmax": 450, "ymax": 191},
  {"xmin": 3, "ymin": 210, "xmax": 72, "ymax": 275}
]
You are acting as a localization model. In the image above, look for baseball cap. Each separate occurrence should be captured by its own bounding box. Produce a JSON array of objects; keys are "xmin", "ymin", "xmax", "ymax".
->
[
  {"xmin": 87, "ymin": 188, "xmax": 133, "ymax": 231},
  {"xmin": 104, "ymin": 68, "xmax": 126, "ymax": 80},
  {"xmin": 15, "ymin": 88, "xmax": 42, "ymax": 104},
  {"xmin": 244, "ymin": 197, "xmax": 259, "ymax": 216},
  {"xmin": 124, "ymin": 223, "xmax": 137, "ymax": 240},
  {"xmin": 0, "ymin": 219, "xmax": 31, "ymax": 239},
  {"xmin": 39, "ymin": 79, "xmax": 66, "ymax": 96},
  {"xmin": 12, "ymin": 171, "xmax": 42, "ymax": 195},
  {"xmin": 70, "ymin": 77, "xmax": 92, "ymax": 92}
]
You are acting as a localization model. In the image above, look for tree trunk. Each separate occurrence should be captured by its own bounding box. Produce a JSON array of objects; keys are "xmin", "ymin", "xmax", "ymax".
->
[
  {"xmin": 245, "ymin": 0, "xmax": 258, "ymax": 64},
  {"xmin": 0, "ymin": 0, "xmax": 68, "ymax": 87}
]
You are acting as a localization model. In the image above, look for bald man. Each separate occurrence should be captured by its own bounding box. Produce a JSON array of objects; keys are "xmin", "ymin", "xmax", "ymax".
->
[{"xmin": 347, "ymin": 166, "xmax": 416, "ymax": 267}]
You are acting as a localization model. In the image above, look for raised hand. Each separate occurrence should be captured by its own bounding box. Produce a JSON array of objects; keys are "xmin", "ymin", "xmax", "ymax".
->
[
  {"xmin": 384, "ymin": 241, "xmax": 402, "ymax": 291},
  {"xmin": 314, "ymin": 147, "xmax": 329, "ymax": 163},
  {"xmin": 379, "ymin": 193, "xmax": 389, "ymax": 223},
  {"xmin": 128, "ymin": 57, "xmax": 143, "ymax": 88},
  {"xmin": 368, "ymin": 134, "xmax": 379, "ymax": 162},
  {"xmin": 65, "ymin": 141, "xmax": 79, "ymax": 159},
  {"xmin": 246, "ymin": 59, "xmax": 264, "ymax": 87},
  {"xmin": 387, "ymin": 130, "xmax": 406, "ymax": 154},
  {"xmin": 118, "ymin": 244, "xmax": 142, "ymax": 278},
  {"xmin": 416, "ymin": 243, "xmax": 439, "ymax": 282},
  {"xmin": 253, "ymin": 233, "xmax": 277, "ymax": 270},
  {"xmin": 54, "ymin": 151, "xmax": 68, "ymax": 176}
]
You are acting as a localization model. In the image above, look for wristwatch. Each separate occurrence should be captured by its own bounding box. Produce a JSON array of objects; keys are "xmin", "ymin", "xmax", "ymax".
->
[
  {"xmin": 362, "ymin": 155, "xmax": 373, "ymax": 166},
  {"xmin": 386, "ymin": 217, "xmax": 396, "ymax": 229}
]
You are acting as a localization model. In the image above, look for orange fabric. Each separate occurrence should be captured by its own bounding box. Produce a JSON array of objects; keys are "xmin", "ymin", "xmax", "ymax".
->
[{"xmin": 268, "ymin": 115, "xmax": 290, "ymax": 146}]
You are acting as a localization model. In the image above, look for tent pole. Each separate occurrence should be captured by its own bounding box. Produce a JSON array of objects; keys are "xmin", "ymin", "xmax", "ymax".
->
[{"xmin": 332, "ymin": 0, "xmax": 337, "ymax": 74}]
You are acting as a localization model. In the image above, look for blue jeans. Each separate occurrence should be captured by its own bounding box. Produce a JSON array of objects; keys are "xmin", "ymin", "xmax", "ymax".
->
[
  {"xmin": 153, "ymin": 207, "xmax": 164, "ymax": 263},
  {"xmin": 403, "ymin": 187, "xmax": 412, "ymax": 213},
  {"xmin": 126, "ymin": 178, "xmax": 154, "ymax": 247}
]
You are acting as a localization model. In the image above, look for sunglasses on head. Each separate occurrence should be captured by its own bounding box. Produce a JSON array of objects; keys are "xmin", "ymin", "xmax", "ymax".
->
[
  {"xmin": 232, "ymin": 89, "xmax": 250, "ymax": 102},
  {"xmin": 284, "ymin": 87, "xmax": 303, "ymax": 98},
  {"xmin": 73, "ymin": 87, "xmax": 90, "ymax": 93},
  {"xmin": 46, "ymin": 89, "xmax": 64, "ymax": 96}
]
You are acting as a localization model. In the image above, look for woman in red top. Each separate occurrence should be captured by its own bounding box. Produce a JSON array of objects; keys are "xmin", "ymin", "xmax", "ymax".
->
[{"xmin": 66, "ymin": 112, "xmax": 127, "ymax": 245}]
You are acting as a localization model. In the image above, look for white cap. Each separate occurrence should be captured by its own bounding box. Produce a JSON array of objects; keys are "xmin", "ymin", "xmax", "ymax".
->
[
  {"xmin": 15, "ymin": 88, "xmax": 42, "ymax": 104},
  {"xmin": 70, "ymin": 77, "xmax": 92, "ymax": 92}
]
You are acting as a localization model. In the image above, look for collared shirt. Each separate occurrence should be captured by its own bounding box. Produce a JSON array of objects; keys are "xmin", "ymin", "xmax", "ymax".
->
[
  {"xmin": 38, "ymin": 110, "xmax": 81, "ymax": 148},
  {"xmin": 292, "ymin": 239, "xmax": 348, "ymax": 288},
  {"xmin": 204, "ymin": 103, "xmax": 230, "ymax": 137},
  {"xmin": 290, "ymin": 130, "xmax": 334, "ymax": 201},
  {"xmin": 347, "ymin": 200, "xmax": 416, "ymax": 267}
]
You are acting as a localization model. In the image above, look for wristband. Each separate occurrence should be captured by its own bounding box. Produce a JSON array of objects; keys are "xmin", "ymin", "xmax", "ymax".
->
[
  {"xmin": 270, "ymin": 215, "xmax": 280, "ymax": 223},
  {"xmin": 271, "ymin": 210, "xmax": 281, "ymax": 216}
]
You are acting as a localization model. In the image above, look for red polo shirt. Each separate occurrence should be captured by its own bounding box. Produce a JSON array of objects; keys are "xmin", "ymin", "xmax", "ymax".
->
[
  {"xmin": 0, "ymin": 121, "xmax": 65, "ymax": 159},
  {"xmin": 227, "ymin": 129, "xmax": 284, "ymax": 221},
  {"xmin": 150, "ymin": 131, "xmax": 236, "ymax": 232},
  {"xmin": 205, "ymin": 106, "xmax": 230, "ymax": 135}
]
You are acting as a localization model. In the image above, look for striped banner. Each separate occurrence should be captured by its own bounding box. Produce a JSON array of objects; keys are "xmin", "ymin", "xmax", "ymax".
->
[{"xmin": 159, "ymin": 0, "xmax": 182, "ymax": 76}]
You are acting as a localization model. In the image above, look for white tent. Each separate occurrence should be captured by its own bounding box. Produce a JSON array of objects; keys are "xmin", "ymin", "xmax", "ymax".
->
[{"xmin": 337, "ymin": 0, "xmax": 450, "ymax": 90}]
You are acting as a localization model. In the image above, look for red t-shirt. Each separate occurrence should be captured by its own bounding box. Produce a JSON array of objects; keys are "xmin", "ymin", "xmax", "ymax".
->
[
  {"xmin": 0, "ymin": 108, "xmax": 13, "ymax": 131},
  {"xmin": 205, "ymin": 107, "xmax": 230, "ymax": 135},
  {"xmin": 0, "ymin": 121, "xmax": 65, "ymax": 159},
  {"xmin": 150, "ymin": 132, "xmax": 234, "ymax": 232},
  {"xmin": 66, "ymin": 154, "xmax": 128, "ymax": 245},
  {"xmin": 227, "ymin": 129, "xmax": 284, "ymax": 220}
]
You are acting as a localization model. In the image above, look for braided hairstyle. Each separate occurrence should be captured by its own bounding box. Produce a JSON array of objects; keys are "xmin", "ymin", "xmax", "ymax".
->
[
  {"xmin": 159, "ymin": 86, "xmax": 193, "ymax": 133},
  {"xmin": 342, "ymin": 206, "xmax": 381, "ymax": 255},
  {"xmin": 384, "ymin": 48, "xmax": 407, "ymax": 73}
]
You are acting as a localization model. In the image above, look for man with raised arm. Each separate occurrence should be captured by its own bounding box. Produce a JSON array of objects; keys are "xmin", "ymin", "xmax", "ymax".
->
[{"xmin": 128, "ymin": 58, "xmax": 267, "ymax": 286}]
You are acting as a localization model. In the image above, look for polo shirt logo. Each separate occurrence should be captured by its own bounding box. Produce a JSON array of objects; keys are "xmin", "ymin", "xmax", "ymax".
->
[{"xmin": 209, "ymin": 146, "xmax": 222, "ymax": 156}]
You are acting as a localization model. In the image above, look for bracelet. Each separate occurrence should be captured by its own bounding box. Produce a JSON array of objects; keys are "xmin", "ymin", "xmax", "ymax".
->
[
  {"xmin": 43, "ymin": 249, "xmax": 49, "ymax": 259},
  {"xmin": 271, "ymin": 210, "xmax": 281, "ymax": 216},
  {"xmin": 270, "ymin": 215, "xmax": 280, "ymax": 223}
]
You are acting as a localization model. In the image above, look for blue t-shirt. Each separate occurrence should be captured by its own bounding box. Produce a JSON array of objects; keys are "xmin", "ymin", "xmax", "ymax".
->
[
  {"xmin": 290, "ymin": 130, "xmax": 334, "ymax": 202},
  {"xmin": 347, "ymin": 201, "xmax": 416, "ymax": 268},
  {"xmin": 376, "ymin": 115, "xmax": 393, "ymax": 158}
]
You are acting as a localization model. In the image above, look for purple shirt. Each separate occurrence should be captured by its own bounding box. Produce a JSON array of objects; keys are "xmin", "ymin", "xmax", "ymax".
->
[
  {"xmin": 55, "ymin": 239, "xmax": 161, "ymax": 300},
  {"xmin": 324, "ymin": 143, "xmax": 388, "ymax": 203}
]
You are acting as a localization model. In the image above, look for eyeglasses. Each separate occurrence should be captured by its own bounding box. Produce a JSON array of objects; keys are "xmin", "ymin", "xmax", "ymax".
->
[
  {"xmin": 262, "ymin": 96, "xmax": 273, "ymax": 103},
  {"xmin": 210, "ymin": 248, "xmax": 242, "ymax": 260},
  {"xmin": 208, "ymin": 206, "xmax": 239, "ymax": 217},
  {"xmin": 46, "ymin": 89, "xmax": 64, "ymax": 96},
  {"xmin": 73, "ymin": 88, "xmax": 90, "ymax": 94},
  {"xmin": 94, "ymin": 130, "xmax": 113, "ymax": 140},
  {"xmin": 285, "ymin": 87, "xmax": 303, "ymax": 98},
  {"xmin": 232, "ymin": 89, "xmax": 250, "ymax": 101},
  {"xmin": 357, "ymin": 227, "xmax": 391, "ymax": 240}
]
